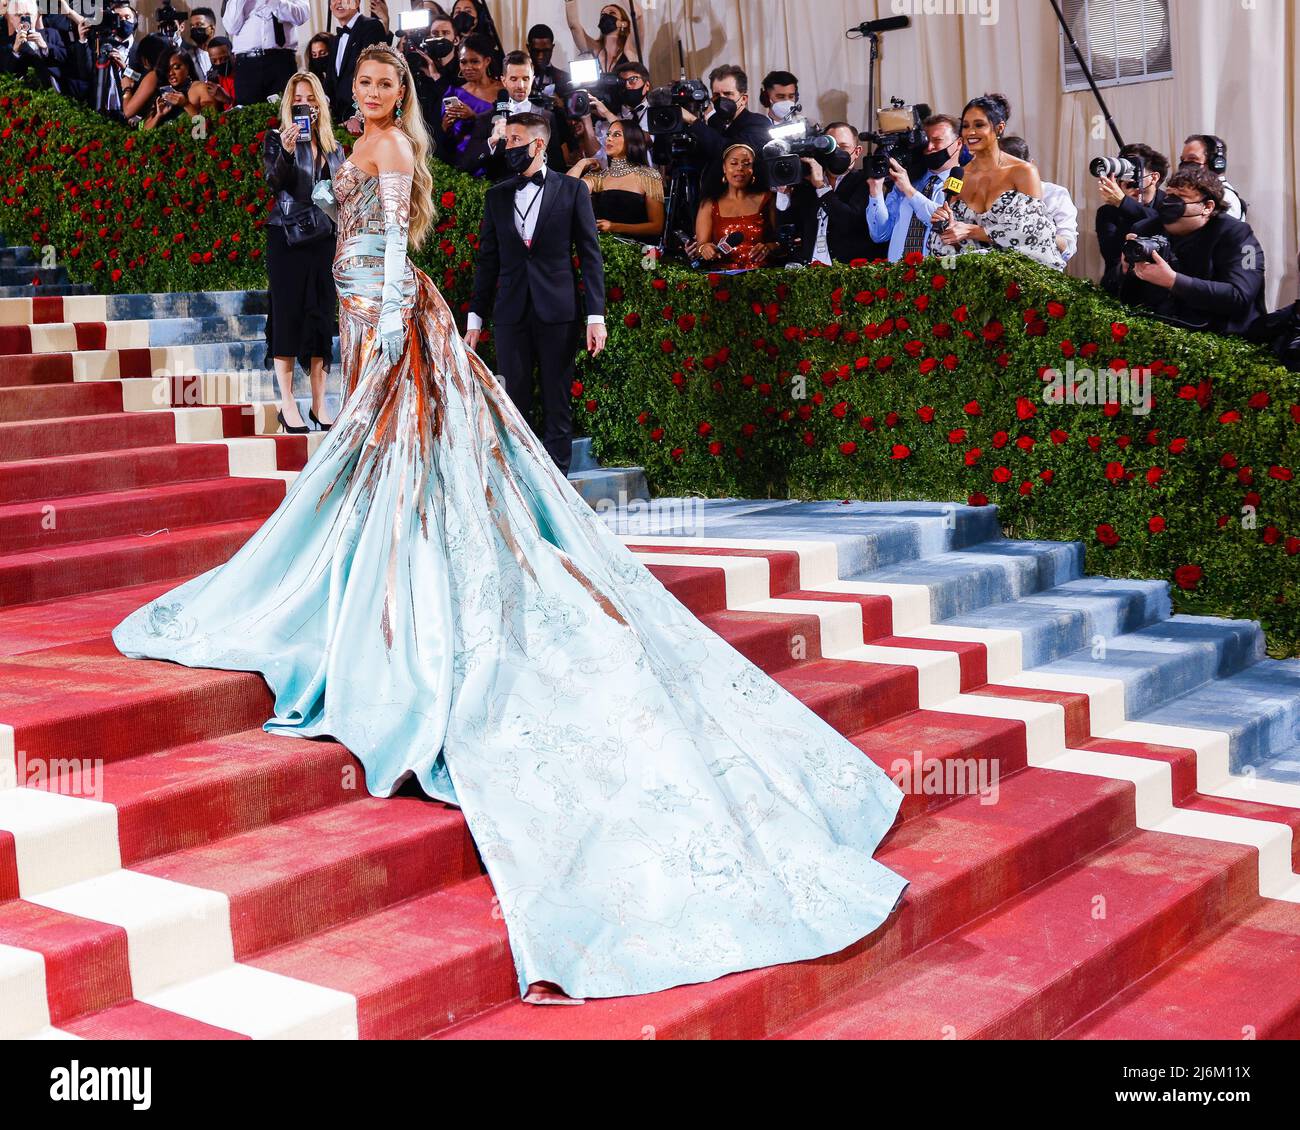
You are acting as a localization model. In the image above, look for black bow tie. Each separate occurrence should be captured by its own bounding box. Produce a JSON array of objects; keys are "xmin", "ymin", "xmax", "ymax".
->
[{"xmin": 516, "ymin": 171, "xmax": 545, "ymax": 188}]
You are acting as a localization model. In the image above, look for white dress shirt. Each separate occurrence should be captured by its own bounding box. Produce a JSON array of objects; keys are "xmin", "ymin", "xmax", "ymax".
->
[
  {"xmin": 1041, "ymin": 180, "xmax": 1079, "ymax": 262},
  {"xmin": 334, "ymin": 13, "xmax": 359, "ymax": 74},
  {"xmin": 467, "ymin": 166, "xmax": 605, "ymax": 332},
  {"xmin": 222, "ymin": 0, "xmax": 308, "ymax": 53},
  {"xmin": 776, "ymin": 179, "xmax": 837, "ymax": 265}
]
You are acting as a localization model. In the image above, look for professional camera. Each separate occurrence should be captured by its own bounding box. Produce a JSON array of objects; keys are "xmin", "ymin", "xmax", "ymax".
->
[
  {"xmin": 762, "ymin": 123, "xmax": 850, "ymax": 188},
  {"xmin": 563, "ymin": 56, "xmax": 623, "ymax": 120},
  {"xmin": 646, "ymin": 76, "xmax": 710, "ymax": 135},
  {"xmin": 155, "ymin": 1, "xmax": 184, "ymax": 37},
  {"xmin": 1091, "ymin": 154, "xmax": 1146, "ymax": 186},
  {"xmin": 1123, "ymin": 233, "xmax": 1177, "ymax": 266},
  {"xmin": 90, "ymin": 6, "xmax": 135, "ymax": 65},
  {"xmin": 862, "ymin": 97, "xmax": 926, "ymax": 180}
]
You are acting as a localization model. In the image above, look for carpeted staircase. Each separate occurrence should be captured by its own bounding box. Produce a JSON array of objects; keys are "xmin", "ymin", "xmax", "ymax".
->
[{"xmin": 3, "ymin": 247, "xmax": 1300, "ymax": 1040}]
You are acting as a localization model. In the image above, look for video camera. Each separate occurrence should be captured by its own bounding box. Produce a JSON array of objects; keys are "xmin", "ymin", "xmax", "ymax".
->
[
  {"xmin": 562, "ymin": 55, "xmax": 623, "ymax": 121},
  {"xmin": 155, "ymin": 1, "xmax": 184, "ymax": 37},
  {"xmin": 763, "ymin": 122, "xmax": 851, "ymax": 188},
  {"xmin": 1091, "ymin": 154, "xmax": 1146, "ymax": 187},
  {"xmin": 646, "ymin": 75, "xmax": 709, "ymax": 136},
  {"xmin": 862, "ymin": 97, "xmax": 926, "ymax": 180}
]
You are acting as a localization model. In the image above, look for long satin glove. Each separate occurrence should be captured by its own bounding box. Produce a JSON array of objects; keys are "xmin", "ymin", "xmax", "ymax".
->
[
  {"xmin": 310, "ymin": 178, "xmax": 338, "ymax": 223},
  {"xmin": 376, "ymin": 171, "xmax": 414, "ymax": 367}
]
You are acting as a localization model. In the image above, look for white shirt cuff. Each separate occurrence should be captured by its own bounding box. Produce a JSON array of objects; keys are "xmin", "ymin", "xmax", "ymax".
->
[
  {"xmin": 587, "ymin": 315, "xmax": 605, "ymax": 325},
  {"xmin": 467, "ymin": 313, "xmax": 483, "ymax": 332}
]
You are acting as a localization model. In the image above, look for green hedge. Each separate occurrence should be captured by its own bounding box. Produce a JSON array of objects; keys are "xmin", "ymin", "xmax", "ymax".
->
[{"xmin": 2, "ymin": 79, "xmax": 1299, "ymax": 652}]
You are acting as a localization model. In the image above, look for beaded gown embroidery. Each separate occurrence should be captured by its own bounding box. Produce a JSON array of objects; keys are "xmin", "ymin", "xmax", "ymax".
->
[{"xmin": 113, "ymin": 160, "xmax": 909, "ymax": 1001}]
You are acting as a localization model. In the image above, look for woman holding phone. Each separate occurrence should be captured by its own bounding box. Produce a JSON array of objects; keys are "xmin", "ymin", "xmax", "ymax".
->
[
  {"xmin": 436, "ymin": 33, "xmax": 502, "ymax": 166},
  {"xmin": 140, "ymin": 47, "xmax": 221, "ymax": 129},
  {"xmin": 262, "ymin": 70, "xmax": 344, "ymax": 433}
]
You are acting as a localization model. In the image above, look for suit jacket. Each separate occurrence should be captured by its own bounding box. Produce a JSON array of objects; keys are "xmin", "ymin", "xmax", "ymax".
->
[
  {"xmin": 783, "ymin": 170, "xmax": 881, "ymax": 264},
  {"xmin": 1118, "ymin": 214, "xmax": 1267, "ymax": 336},
  {"xmin": 455, "ymin": 102, "xmax": 569, "ymax": 182},
  {"xmin": 470, "ymin": 170, "xmax": 606, "ymax": 326},
  {"xmin": 329, "ymin": 15, "xmax": 388, "ymax": 121}
]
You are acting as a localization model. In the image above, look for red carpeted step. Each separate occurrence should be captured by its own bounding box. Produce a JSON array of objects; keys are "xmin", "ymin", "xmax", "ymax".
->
[
  {"xmin": 0, "ymin": 477, "xmax": 285, "ymax": 553},
  {"xmin": 772, "ymin": 656, "xmax": 919, "ymax": 735},
  {"xmin": 0, "ymin": 380, "xmax": 123, "ymax": 423},
  {"xmin": 433, "ymin": 769, "xmax": 1136, "ymax": 1039},
  {"xmin": 0, "ymin": 412, "xmax": 177, "ymax": 462},
  {"xmin": 135, "ymin": 797, "xmax": 481, "ymax": 958},
  {"xmin": 0, "ymin": 352, "xmax": 73, "ymax": 386},
  {"xmin": 775, "ymin": 833, "xmax": 1260, "ymax": 1040},
  {"xmin": 0, "ymin": 900, "xmax": 133, "ymax": 1025},
  {"xmin": 627, "ymin": 544, "xmax": 804, "ymax": 596},
  {"xmin": 0, "ymin": 577, "xmax": 191, "ymax": 656},
  {"xmin": 698, "ymin": 606, "xmax": 824, "ymax": 672},
  {"xmin": 0, "ymin": 639, "xmax": 274, "ymax": 767},
  {"xmin": 876, "ymin": 634, "xmax": 988, "ymax": 690},
  {"xmin": 61, "ymin": 1000, "xmax": 249, "ymax": 1039},
  {"xmin": 641, "ymin": 563, "xmax": 729, "ymax": 616},
  {"xmin": 784, "ymin": 588, "xmax": 896, "ymax": 641},
  {"xmin": 0, "ymin": 516, "xmax": 262, "ymax": 605},
  {"xmin": 0, "ymin": 444, "xmax": 234, "ymax": 505},
  {"xmin": 0, "ymin": 325, "xmax": 34, "ymax": 354},
  {"xmin": 974, "ymin": 683, "xmax": 1093, "ymax": 748},
  {"xmin": 249, "ymin": 876, "xmax": 513, "ymax": 1040},
  {"xmin": 1062, "ymin": 900, "xmax": 1300, "ymax": 1040}
]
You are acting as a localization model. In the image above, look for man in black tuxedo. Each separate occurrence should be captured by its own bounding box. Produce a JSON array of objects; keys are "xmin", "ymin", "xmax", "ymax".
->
[
  {"xmin": 775, "ymin": 122, "xmax": 879, "ymax": 265},
  {"xmin": 455, "ymin": 51, "xmax": 569, "ymax": 181},
  {"xmin": 1117, "ymin": 165, "xmax": 1266, "ymax": 337},
  {"xmin": 681, "ymin": 64, "xmax": 774, "ymax": 168},
  {"xmin": 466, "ymin": 114, "xmax": 607, "ymax": 476},
  {"xmin": 327, "ymin": 0, "xmax": 387, "ymax": 124}
]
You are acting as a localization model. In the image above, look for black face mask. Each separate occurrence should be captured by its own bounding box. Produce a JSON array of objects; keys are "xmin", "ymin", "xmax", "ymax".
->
[
  {"xmin": 307, "ymin": 58, "xmax": 331, "ymax": 79},
  {"xmin": 452, "ymin": 11, "xmax": 475, "ymax": 34},
  {"xmin": 190, "ymin": 27, "xmax": 210, "ymax": 45},
  {"xmin": 1158, "ymin": 198, "xmax": 1207, "ymax": 224},
  {"xmin": 822, "ymin": 149, "xmax": 852, "ymax": 177},
  {"xmin": 427, "ymin": 36, "xmax": 455, "ymax": 61},
  {"xmin": 712, "ymin": 95, "xmax": 737, "ymax": 122},
  {"xmin": 597, "ymin": 12, "xmax": 619, "ymax": 35},
  {"xmin": 502, "ymin": 141, "xmax": 536, "ymax": 176},
  {"xmin": 924, "ymin": 143, "xmax": 956, "ymax": 171}
]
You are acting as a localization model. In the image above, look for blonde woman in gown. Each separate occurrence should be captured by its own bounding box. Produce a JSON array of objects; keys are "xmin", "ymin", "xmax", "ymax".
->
[{"xmin": 113, "ymin": 45, "xmax": 908, "ymax": 1004}]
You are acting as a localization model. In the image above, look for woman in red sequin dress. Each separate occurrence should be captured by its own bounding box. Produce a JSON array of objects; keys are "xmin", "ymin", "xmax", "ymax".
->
[{"xmin": 686, "ymin": 143, "xmax": 780, "ymax": 270}]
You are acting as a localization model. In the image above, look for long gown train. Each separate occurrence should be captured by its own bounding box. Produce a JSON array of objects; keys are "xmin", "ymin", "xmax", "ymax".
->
[{"xmin": 113, "ymin": 160, "xmax": 909, "ymax": 1001}]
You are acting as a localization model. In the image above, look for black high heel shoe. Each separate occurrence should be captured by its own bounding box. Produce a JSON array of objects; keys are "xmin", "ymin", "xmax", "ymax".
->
[
  {"xmin": 309, "ymin": 408, "xmax": 333, "ymax": 432},
  {"xmin": 277, "ymin": 408, "xmax": 311, "ymax": 435}
]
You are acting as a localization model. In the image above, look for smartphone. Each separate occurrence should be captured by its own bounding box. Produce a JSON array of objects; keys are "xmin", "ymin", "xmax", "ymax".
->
[
  {"xmin": 442, "ymin": 95, "xmax": 462, "ymax": 113},
  {"xmin": 291, "ymin": 104, "xmax": 314, "ymax": 136}
]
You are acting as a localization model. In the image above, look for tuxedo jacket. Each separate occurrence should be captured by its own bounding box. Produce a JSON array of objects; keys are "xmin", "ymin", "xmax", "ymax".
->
[
  {"xmin": 329, "ymin": 15, "xmax": 389, "ymax": 122},
  {"xmin": 470, "ymin": 170, "xmax": 606, "ymax": 326},
  {"xmin": 784, "ymin": 170, "xmax": 882, "ymax": 264}
]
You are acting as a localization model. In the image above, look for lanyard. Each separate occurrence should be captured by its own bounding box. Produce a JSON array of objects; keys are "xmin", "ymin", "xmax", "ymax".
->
[{"xmin": 514, "ymin": 184, "xmax": 544, "ymax": 240}]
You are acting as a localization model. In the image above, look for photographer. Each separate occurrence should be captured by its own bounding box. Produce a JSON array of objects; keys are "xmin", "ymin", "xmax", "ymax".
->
[
  {"xmin": 1096, "ymin": 142, "xmax": 1169, "ymax": 284},
  {"xmin": 579, "ymin": 60, "xmax": 652, "ymax": 164},
  {"xmin": 2, "ymin": 0, "xmax": 68, "ymax": 91},
  {"xmin": 1180, "ymin": 135, "xmax": 1246, "ymax": 220},
  {"xmin": 223, "ymin": 0, "xmax": 308, "ymax": 105},
  {"xmin": 326, "ymin": 0, "xmax": 386, "ymax": 125},
  {"xmin": 46, "ymin": 0, "xmax": 92, "ymax": 103},
  {"xmin": 760, "ymin": 69, "xmax": 799, "ymax": 125},
  {"xmin": 406, "ymin": 14, "xmax": 461, "ymax": 129},
  {"xmin": 866, "ymin": 113, "xmax": 960, "ymax": 263},
  {"xmin": 774, "ymin": 122, "xmax": 875, "ymax": 266},
  {"xmin": 1117, "ymin": 165, "xmax": 1266, "ymax": 337},
  {"xmin": 457, "ymin": 50, "xmax": 569, "ymax": 180},
  {"xmin": 1247, "ymin": 254, "xmax": 1300, "ymax": 372},
  {"xmin": 87, "ymin": 1, "xmax": 137, "ymax": 115},
  {"xmin": 682, "ymin": 64, "xmax": 772, "ymax": 168}
]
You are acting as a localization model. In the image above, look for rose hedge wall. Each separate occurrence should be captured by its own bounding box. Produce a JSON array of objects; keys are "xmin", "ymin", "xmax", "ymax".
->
[{"xmin": 2, "ymin": 80, "xmax": 1299, "ymax": 652}]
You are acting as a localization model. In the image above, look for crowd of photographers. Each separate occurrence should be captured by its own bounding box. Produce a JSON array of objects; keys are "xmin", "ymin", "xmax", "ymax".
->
[{"xmin": 4, "ymin": 0, "xmax": 1295, "ymax": 365}]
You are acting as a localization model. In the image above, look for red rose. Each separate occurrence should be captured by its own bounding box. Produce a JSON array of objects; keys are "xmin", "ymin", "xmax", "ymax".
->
[
  {"xmin": 932, "ymin": 275, "xmax": 947, "ymax": 290},
  {"xmin": 891, "ymin": 444, "xmax": 911, "ymax": 461},
  {"xmin": 1111, "ymin": 322, "xmax": 1130, "ymax": 340},
  {"xmin": 1096, "ymin": 524, "xmax": 1120, "ymax": 548},
  {"xmin": 992, "ymin": 466, "xmax": 1012, "ymax": 484},
  {"xmin": 919, "ymin": 357, "xmax": 939, "ymax": 375},
  {"xmin": 1288, "ymin": 538, "xmax": 1300, "ymax": 557},
  {"xmin": 1146, "ymin": 467, "xmax": 1165, "ymax": 485},
  {"xmin": 1018, "ymin": 481, "xmax": 1033, "ymax": 497},
  {"xmin": 1269, "ymin": 466, "xmax": 1295, "ymax": 481},
  {"xmin": 963, "ymin": 400, "xmax": 982, "ymax": 417},
  {"xmin": 840, "ymin": 441, "xmax": 858, "ymax": 456},
  {"xmin": 708, "ymin": 441, "xmax": 723, "ymax": 456},
  {"xmin": 917, "ymin": 406, "xmax": 936, "ymax": 424},
  {"xmin": 1219, "ymin": 411, "xmax": 1242, "ymax": 425},
  {"xmin": 1050, "ymin": 429, "xmax": 1068, "ymax": 445},
  {"xmin": 585, "ymin": 399, "xmax": 598, "ymax": 413},
  {"xmin": 1005, "ymin": 283, "xmax": 1021, "ymax": 300},
  {"xmin": 651, "ymin": 278, "xmax": 667, "ymax": 290},
  {"xmin": 650, "ymin": 427, "xmax": 664, "ymax": 442},
  {"xmin": 968, "ymin": 493, "xmax": 989, "ymax": 506},
  {"xmin": 441, "ymin": 190, "xmax": 457, "ymax": 208},
  {"xmin": 1016, "ymin": 397, "xmax": 1038, "ymax": 421},
  {"xmin": 1105, "ymin": 462, "xmax": 1126, "ymax": 481},
  {"xmin": 948, "ymin": 429, "xmax": 967, "ymax": 444},
  {"xmin": 1047, "ymin": 301, "xmax": 1067, "ymax": 318},
  {"xmin": 1040, "ymin": 469, "xmax": 1055, "ymax": 484},
  {"xmin": 1174, "ymin": 565, "xmax": 1204, "ymax": 591},
  {"xmin": 1249, "ymin": 392, "xmax": 1271, "ymax": 409},
  {"xmin": 660, "ymin": 339, "xmax": 675, "ymax": 353},
  {"xmin": 697, "ymin": 421, "xmax": 713, "ymax": 436},
  {"xmin": 624, "ymin": 312, "xmax": 641, "ymax": 328},
  {"xmin": 1264, "ymin": 526, "xmax": 1281, "ymax": 545},
  {"xmin": 1170, "ymin": 438, "xmax": 1188, "ymax": 454},
  {"xmin": 573, "ymin": 381, "xmax": 585, "ymax": 398},
  {"xmin": 964, "ymin": 448, "xmax": 983, "ymax": 467}
]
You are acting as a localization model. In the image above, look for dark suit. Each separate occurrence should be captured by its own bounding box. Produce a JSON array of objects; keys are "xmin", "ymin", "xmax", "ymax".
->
[
  {"xmin": 329, "ymin": 14, "xmax": 387, "ymax": 121},
  {"xmin": 781, "ymin": 170, "xmax": 881, "ymax": 264},
  {"xmin": 470, "ymin": 170, "xmax": 606, "ymax": 474},
  {"xmin": 1117, "ymin": 214, "xmax": 1267, "ymax": 336},
  {"xmin": 688, "ymin": 108, "xmax": 772, "ymax": 168}
]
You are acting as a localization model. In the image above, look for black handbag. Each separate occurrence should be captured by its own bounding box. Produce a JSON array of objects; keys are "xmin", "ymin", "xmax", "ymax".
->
[{"xmin": 281, "ymin": 142, "xmax": 335, "ymax": 247}]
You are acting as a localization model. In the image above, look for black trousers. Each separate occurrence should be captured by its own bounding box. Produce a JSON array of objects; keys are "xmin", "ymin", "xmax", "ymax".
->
[
  {"xmin": 234, "ymin": 50, "xmax": 297, "ymax": 106},
  {"xmin": 494, "ymin": 296, "xmax": 581, "ymax": 476}
]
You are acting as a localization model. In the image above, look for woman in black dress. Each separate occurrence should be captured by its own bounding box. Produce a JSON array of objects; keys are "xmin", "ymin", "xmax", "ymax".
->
[
  {"xmin": 567, "ymin": 120, "xmax": 664, "ymax": 242},
  {"xmin": 262, "ymin": 70, "xmax": 343, "ymax": 433}
]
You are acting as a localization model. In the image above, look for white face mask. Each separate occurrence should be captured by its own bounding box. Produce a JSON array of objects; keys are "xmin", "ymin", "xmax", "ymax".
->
[{"xmin": 770, "ymin": 98, "xmax": 797, "ymax": 122}]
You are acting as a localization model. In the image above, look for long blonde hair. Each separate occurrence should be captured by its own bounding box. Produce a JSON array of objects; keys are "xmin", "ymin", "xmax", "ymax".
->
[
  {"xmin": 278, "ymin": 71, "xmax": 339, "ymax": 154},
  {"xmin": 355, "ymin": 43, "xmax": 435, "ymax": 249}
]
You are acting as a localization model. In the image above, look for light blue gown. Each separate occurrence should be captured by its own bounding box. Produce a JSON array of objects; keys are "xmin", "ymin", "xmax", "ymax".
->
[{"xmin": 113, "ymin": 159, "xmax": 908, "ymax": 1001}]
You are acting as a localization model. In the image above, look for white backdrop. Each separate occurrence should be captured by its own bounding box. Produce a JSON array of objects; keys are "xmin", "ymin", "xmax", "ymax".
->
[{"xmin": 151, "ymin": 0, "xmax": 1299, "ymax": 305}]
